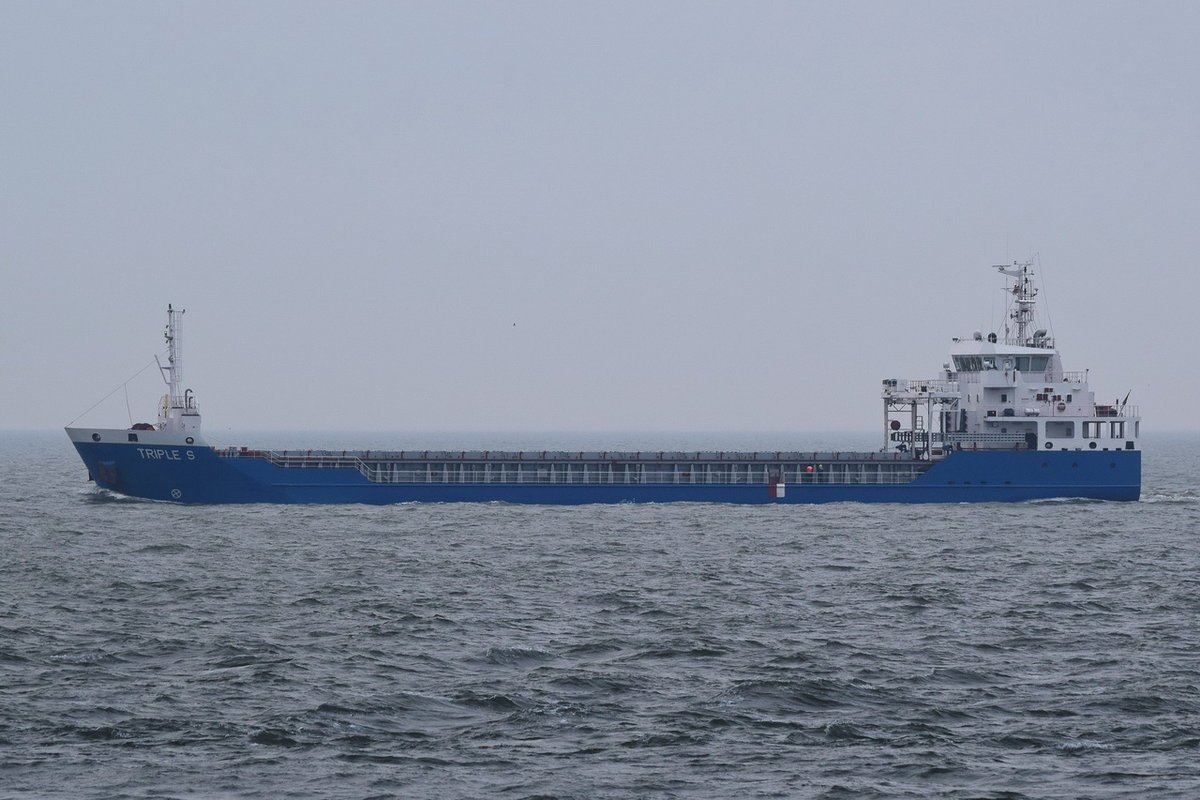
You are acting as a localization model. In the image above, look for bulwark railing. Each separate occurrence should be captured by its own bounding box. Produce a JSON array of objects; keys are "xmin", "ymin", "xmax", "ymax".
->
[
  {"xmin": 214, "ymin": 447, "xmax": 930, "ymax": 486},
  {"xmin": 352, "ymin": 464, "xmax": 927, "ymax": 486},
  {"xmin": 217, "ymin": 448, "xmax": 921, "ymax": 464}
]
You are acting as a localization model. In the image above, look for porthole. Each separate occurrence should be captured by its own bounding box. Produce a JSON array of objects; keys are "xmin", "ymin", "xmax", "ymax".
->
[
  {"xmin": 186, "ymin": 437, "xmax": 194, "ymax": 444},
  {"xmin": 1088, "ymin": 441, "xmax": 1097, "ymax": 449},
  {"xmin": 1044, "ymin": 442, "xmax": 1054, "ymax": 449},
  {"xmin": 92, "ymin": 433, "xmax": 101, "ymax": 442}
]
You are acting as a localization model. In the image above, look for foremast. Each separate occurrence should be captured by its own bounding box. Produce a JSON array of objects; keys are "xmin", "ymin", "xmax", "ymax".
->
[{"xmin": 156, "ymin": 304, "xmax": 201, "ymax": 434}]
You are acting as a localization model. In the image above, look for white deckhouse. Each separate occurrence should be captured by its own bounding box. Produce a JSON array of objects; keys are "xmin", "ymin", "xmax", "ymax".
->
[{"xmin": 883, "ymin": 261, "xmax": 1139, "ymax": 458}]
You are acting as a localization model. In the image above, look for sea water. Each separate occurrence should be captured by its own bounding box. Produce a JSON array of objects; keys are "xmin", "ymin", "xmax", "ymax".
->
[{"xmin": 1, "ymin": 430, "xmax": 1198, "ymax": 799}]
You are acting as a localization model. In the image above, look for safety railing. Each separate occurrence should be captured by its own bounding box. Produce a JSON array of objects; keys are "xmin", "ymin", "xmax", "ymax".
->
[
  {"xmin": 355, "ymin": 462, "xmax": 928, "ymax": 486},
  {"xmin": 213, "ymin": 448, "xmax": 932, "ymax": 486},
  {"xmin": 216, "ymin": 448, "xmax": 914, "ymax": 464}
]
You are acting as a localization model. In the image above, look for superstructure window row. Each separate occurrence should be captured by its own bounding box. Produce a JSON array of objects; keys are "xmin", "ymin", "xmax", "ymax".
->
[{"xmin": 953, "ymin": 355, "xmax": 1049, "ymax": 373}]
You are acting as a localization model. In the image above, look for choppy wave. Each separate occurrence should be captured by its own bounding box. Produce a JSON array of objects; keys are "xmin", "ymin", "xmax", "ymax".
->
[{"xmin": 4, "ymin": 431, "xmax": 1200, "ymax": 798}]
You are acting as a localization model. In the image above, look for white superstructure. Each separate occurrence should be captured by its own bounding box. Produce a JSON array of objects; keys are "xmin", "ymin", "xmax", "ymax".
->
[{"xmin": 883, "ymin": 261, "xmax": 1139, "ymax": 456}]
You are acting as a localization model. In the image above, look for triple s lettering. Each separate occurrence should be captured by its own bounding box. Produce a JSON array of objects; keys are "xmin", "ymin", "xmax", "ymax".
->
[{"xmin": 136, "ymin": 448, "xmax": 196, "ymax": 461}]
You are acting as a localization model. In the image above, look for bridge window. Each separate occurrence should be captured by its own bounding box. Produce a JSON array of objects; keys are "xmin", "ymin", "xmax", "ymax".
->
[
  {"xmin": 955, "ymin": 355, "xmax": 1049, "ymax": 373},
  {"xmin": 1012, "ymin": 356, "xmax": 1049, "ymax": 372}
]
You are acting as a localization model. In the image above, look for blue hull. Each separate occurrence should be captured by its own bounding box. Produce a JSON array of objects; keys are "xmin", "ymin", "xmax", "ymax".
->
[{"xmin": 66, "ymin": 439, "xmax": 1141, "ymax": 504}]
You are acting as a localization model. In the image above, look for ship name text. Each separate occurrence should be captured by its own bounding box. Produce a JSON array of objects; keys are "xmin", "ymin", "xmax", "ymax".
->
[{"xmin": 136, "ymin": 447, "xmax": 196, "ymax": 461}]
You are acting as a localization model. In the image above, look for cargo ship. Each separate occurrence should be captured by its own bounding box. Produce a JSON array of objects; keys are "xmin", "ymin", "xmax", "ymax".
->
[{"xmin": 66, "ymin": 262, "xmax": 1140, "ymax": 504}]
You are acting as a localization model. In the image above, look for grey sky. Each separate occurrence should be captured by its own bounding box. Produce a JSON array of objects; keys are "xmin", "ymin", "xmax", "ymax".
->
[{"xmin": 2, "ymin": 1, "xmax": 1196, "ymax": 434}]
